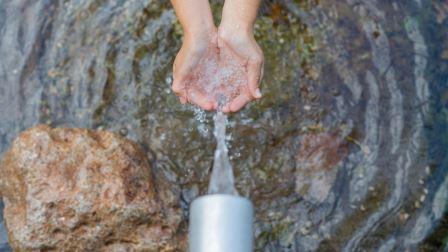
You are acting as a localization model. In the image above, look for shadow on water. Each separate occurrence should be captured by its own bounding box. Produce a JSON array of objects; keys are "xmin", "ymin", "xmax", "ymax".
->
[{"xmin": 0, "ymin": 0, "xmax": 447, "ymax": 251}]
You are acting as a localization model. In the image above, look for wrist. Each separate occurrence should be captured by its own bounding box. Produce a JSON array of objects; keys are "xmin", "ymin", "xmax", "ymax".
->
[
  {"xmin": 183, "ymin": 25, "xmax": 217, "ymax": 55},
  {"xmin": 183, "ymin": 14, "xmax": 215, "ymax": 39},
  {"xmin": 220, "ymin": 0, "xmax": 258, "ymax": 36},
  {"xmin": 184, "ymin": 26, "xmax": 216, "ymax": 45},
  {"xmin": 219, "ymin": 19, "xmax": 254, "ymax": 37},
  {"xmin": 218, "ymin": 23, "xmax": 253, "ymax": 44}
]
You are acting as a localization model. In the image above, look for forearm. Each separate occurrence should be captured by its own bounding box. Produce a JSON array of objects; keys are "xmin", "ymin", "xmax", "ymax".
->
[
  {"xmin": 171, "ymin": 0, "xmax": 215, "ymax": 38},
  {"xmin": 221, "ymin": 0, "xmax": 261, "ymax": 34}
]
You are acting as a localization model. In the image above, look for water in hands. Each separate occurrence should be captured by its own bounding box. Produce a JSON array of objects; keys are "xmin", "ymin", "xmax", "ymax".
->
[{"xmin": 184, "ymin": 41, "xmax": 250, "ymax": 112}]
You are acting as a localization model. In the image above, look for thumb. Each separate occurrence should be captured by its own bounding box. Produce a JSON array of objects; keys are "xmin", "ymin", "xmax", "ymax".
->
[
  {"xmin": 172, "ymin": 53, "xmax": 190, "ymax": 100},
  {"xmin": 247, "ymin": 56, "xmax": 263, "ymax": 99}
]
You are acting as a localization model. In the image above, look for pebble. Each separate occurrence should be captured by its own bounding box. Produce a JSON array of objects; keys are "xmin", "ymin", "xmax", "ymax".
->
[
  {"xmin": 399, "ymin": 212, "xmax": 410, "ymax": 222},
  {"xmin": 299, "ymin": 227, "xmax": 309, "ymax": 235},
  {"xmin": 425, "ymin": 166, "xmax": 431, "ymax": 175},
  {"xmin": 419, "ymin": 194, "xmax": 426, "ymax": 202},
  {"xmin": 119, "ymin": 127, "xmax": 128, "ymax": 136},
  {"xmin": 360, "ymin": 205, "xmax": 366, "ymax": 211},
  {"xmin": 414, "ymin": 201, "xmax": 421, "ymax": 209}
]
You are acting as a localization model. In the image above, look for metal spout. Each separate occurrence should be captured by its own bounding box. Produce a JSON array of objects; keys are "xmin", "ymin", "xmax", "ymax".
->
[{"xmin": 189, "ymin": 194, "xmax": 254, "ymax": 252}]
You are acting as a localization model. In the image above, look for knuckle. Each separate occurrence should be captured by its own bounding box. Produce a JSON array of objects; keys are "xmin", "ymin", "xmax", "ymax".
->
[{"xmin": 171, "ymin": 84, "xmax": 183, "ymax": 93}]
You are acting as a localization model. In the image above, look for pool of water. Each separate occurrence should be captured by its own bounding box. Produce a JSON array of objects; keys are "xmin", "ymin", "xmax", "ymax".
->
[{"xmin": 0, "ymin": 0, "xmax": 447, "ymax": 251}]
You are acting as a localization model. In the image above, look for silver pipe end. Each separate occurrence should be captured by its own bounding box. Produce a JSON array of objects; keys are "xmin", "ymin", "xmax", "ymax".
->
[{"xmin": 189, "ymin": 194, "xmax": 254, "ymax": 252}]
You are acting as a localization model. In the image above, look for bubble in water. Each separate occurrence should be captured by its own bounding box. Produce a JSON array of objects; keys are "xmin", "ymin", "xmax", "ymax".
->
[{"xmin": 193, "ymin": 107, "xmax": 207, "ymax": 123}]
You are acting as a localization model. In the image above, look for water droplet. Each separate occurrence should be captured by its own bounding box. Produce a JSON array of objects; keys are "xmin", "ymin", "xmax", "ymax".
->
[{"xmin": 165, "ymin": 76, "xmax": 172, "ymax": 84}]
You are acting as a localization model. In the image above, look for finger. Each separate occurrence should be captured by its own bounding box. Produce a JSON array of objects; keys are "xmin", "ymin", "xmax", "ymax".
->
[
  {"xmin": 260, "ymin": 60, "xmax": 265, "ymax": 81},
  {"xmin": 229, "ymin": 93, "xmax": 252, "ymax": 113},
  {"xmin": 172, "ymin": 77, "xmax": 187, "ymax": 99},
  {"xmin": 172, "ymin": 48, "xmax": 198, "ymax": 100},
  {"xmin": 179, "ymin": 96, "xmax": 187, "ymax": 104},
  {"xmin": 188, "ymin": 89, "xmax": 214, "ymax": 111},
  {"xmin": 221, "ymin": 102, "xmax": 231, "ymax": 113},
  {"xmin": 247, "ymin": 56, "xmax": 263, "ymax": 99},
  {"xmin": 172, "ymin": 57, "xmax": 187, "ymax": 99}
]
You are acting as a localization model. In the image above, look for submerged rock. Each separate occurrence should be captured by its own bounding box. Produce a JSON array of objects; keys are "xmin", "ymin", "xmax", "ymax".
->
[
  {"xmin": 0, "ymin": 125, "xmax": 185, "ymax": 251},
  {"xmin": 295, "ymin": 132, "xmax": 348, "ymax": 203}
]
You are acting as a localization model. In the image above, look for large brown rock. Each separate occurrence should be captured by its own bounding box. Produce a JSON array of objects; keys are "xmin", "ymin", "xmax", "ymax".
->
[{"xmin": 0, "ymin": 125, "xmax": 185, "ymax": 251}]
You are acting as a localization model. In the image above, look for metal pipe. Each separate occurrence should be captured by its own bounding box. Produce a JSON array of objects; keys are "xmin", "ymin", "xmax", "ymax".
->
[{"xmin": 189, "ymin": 194, "xmax": 254, "ymax": 252}]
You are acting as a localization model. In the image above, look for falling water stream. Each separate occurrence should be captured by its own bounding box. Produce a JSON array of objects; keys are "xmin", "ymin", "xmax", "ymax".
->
[
  {"xmin": 1, "ymin": 0, "xmax": 448, "ymax": 251},
  {"xmin": 208, "ymin": 98, "xmax": 237, "ymax": 195}
]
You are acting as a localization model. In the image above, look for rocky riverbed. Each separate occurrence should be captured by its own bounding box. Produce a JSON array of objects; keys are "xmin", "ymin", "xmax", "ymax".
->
[{"xmin": 0, "ymin": 0, "xmax": 447, "ymax": 251}]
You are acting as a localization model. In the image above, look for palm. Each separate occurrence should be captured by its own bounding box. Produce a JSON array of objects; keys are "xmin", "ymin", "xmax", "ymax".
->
[
  {"xmin": 189, "ymin": 45, "xmax": 250, "ymax": 110},
  {"xmin": 172, "ymin": 28, "xmax": 263, "ymax": 112}
]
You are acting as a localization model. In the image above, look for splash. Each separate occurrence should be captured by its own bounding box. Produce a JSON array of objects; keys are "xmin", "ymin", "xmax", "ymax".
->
[
  {"xmin": 208, "ymin": 96, "xmax": 238, "ymax": 195},
  {"xmin": 186, "ymin": 40, "xmax": 248, "ymax": 106}
]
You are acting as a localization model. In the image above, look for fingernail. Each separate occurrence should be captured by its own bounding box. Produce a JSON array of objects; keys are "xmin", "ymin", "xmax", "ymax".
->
[{"xmin": 255, "ymin": 89, "xmax": 262, "ymax": 98}]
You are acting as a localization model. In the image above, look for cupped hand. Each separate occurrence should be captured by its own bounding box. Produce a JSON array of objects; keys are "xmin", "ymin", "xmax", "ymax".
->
[
  {"xmin": 172, "ymin": 28, "xmax": 219, "ymax": 111},
  {"xmin": 217, "ymin": 26, "xmax": 264, "ymax": 113},
  {"xmin": 172, "ymin": 25, "xmax": 264, "ymax": 113}
]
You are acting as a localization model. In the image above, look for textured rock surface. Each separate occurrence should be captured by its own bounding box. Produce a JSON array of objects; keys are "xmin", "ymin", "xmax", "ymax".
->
[
  {"xmin": 295, "ymin": 132, "xmax": 348, "ymax": 203},
  {"xmin": 0, "ymin": 125, "xmax": 185, "ymax": 251},
  {"xmin": 0, "ymin": 0, "xmax": 447, "ymax": 251}
]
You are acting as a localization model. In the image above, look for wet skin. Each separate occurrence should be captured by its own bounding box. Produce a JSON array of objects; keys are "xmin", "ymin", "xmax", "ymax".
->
[
  {"xmin": 170, "ymin": 0, "xmax": 263, "ymax": 113},
  {"xmin": 172, "ymin": 27, "xmax": 263, "ymax": 113}
]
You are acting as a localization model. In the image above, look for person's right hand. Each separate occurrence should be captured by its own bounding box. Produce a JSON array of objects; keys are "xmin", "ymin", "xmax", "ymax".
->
[
  {"xmin": 171, "ymin": 27, "xmax": 219, "ymax": 111},
  {"xmin": 217, "ymin": 25, "xmax": 264, "ymax": 113}
]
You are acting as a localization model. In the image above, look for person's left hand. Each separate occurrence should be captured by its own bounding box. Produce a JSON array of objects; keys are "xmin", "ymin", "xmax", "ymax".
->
[{"xmin": 217, "ymin": 25, "xmax": 264, "ymax": 113}]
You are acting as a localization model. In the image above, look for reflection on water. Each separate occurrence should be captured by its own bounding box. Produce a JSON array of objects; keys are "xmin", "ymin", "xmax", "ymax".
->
[{"xmin": 0, "ymin": 0, "xmax": 447, "ymax": 251}]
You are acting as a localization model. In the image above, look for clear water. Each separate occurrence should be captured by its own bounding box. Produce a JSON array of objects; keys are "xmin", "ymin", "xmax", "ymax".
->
[
  {"xmin": 208, "ymin": 98, "xmax": 238, "ymax": 195},
  {"xmin": 0, "ymin": 0, "xmax": 447, "ymax": 251}
]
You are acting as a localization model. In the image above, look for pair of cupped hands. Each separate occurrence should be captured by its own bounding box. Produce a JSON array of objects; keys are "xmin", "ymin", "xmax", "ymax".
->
[{"xmin": 171, "ymin": 24, "xmax": 264, "ymax": 113}]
